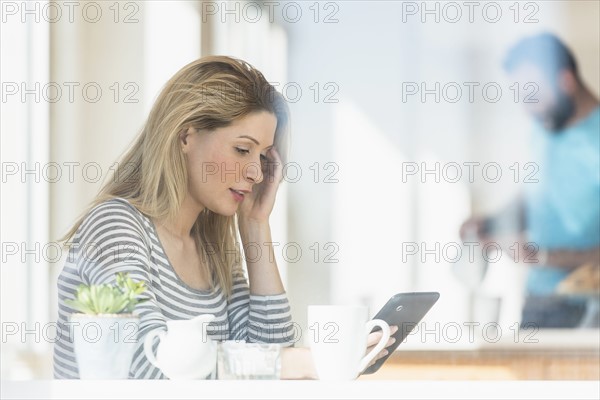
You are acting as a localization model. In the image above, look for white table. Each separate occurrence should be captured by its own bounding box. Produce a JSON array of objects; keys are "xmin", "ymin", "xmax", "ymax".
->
[{"xmin": 2, "ymin": 380, "xmax": 599, "ymax": 400}]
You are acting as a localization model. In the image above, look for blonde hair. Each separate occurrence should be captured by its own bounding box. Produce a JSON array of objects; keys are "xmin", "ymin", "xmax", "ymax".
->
[{"xmin": 62, "ymin": 56, "xmax": 290, "ymax": 298}]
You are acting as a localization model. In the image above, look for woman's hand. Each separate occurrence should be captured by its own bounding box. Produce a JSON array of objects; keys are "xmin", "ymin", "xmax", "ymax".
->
[
  {"xmin": 236, "ymin": 147, "xmax": 286, "ymax": 295},
  {"xmin": 363, "ymin": 325, "xmax": 399, "ymax": 371},
  {"xmin": 237, "ymin": 147, "xmax": 284, "ymax": 224}
]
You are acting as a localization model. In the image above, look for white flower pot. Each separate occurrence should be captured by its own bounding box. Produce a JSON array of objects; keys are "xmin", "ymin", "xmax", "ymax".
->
[{"xmin": 71, "ymin": 313, "xmax": 139, "ymax": 379}]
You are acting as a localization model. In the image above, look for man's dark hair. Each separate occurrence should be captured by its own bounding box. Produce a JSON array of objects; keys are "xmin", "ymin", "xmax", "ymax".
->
[{"xmin": 503, "ymin": 33, "xmax": 579, "ymax": 82}]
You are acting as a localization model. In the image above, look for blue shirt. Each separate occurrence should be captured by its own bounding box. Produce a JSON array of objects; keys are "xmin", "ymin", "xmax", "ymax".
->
[{"xmin": 524, "ymin": 106, "xmax": 600, "ymax": 295}]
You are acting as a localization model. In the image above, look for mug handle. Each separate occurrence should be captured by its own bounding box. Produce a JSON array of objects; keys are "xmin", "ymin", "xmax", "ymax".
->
[
  {"xmin": 143, "ymin": 329, "xmax": 166, "ymax": 368},
  {"xmin": 357, "ymin": 319, "xmax": 390, "ymax": 374}
]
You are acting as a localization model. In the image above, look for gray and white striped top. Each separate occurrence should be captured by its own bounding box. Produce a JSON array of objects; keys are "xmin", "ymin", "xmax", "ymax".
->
[{"xmin": 53, "ymin": 198, "xmax": 296, "ymax": 379}]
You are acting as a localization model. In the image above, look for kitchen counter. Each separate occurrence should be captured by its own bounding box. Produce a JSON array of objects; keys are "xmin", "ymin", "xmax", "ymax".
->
[{"xmin": 1, "ymin": 380, "xmax": 599, "ymax": 400}]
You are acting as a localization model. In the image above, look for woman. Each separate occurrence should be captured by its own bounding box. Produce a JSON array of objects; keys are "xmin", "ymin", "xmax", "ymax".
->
[{"xmin": 53, "ymin": 56, "xmax": 393, "ymax": 379}]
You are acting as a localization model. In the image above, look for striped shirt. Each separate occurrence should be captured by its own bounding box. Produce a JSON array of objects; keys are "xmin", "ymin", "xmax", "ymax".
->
[{"xmin": 53, "ymin": 198, "xmax": 295, "ymax": 379}]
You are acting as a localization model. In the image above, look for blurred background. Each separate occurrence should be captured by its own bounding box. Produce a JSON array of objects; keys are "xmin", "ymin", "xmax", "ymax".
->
[{"xmin": 1, "ymin": 0, "xmax": 599, "ymax": 379}]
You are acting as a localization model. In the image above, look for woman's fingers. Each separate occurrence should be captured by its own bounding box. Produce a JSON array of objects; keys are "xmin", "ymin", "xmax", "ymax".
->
[
  {"xmin": 385, "ymin": 335, "xmax": 397, "ymax": 348},
  {"xmin": 366, "ymin": 325, "xmax": 399, "ymax": 347},
  {"xmin": 366, "ymin": 336, "xmax": 396, "ymax": 353},
  {"xmin": 366, "ymin": 330, "xmax": 384, "ymax": 347},
  {"xmin": 365, "ymin": 325, "xmax": 398, "ymax": 360},
  {"xmin": 364, "ymin": 327, "xmax": 399, "ymax": 370},
  {"xmin": 263, "ymin": 147, "xmax": 283, "ymax": 183},
  {"xmin": 376, "ymin": 348, "xmax": 389, "ymax": 360},
  {"xmin": 366, "ymin": 339, "xmax": 395, "ymax": 358}
]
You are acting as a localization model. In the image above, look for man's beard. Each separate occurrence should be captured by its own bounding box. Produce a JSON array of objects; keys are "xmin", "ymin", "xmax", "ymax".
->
[{"xmin": 538, "ymin": 92, "xmax": 576, "ymax": 133}]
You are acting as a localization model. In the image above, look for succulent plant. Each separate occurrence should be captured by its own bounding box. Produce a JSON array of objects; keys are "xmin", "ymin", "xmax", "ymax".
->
[{"xmin": 66, "ymin": 272, "xmax": 147, "ymax": 315}]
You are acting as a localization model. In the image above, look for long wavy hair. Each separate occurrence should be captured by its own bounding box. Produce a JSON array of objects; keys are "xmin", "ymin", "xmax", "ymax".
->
[{"xmin": 61, "ymin": 56, "xmax": 290, "ymax": 298}]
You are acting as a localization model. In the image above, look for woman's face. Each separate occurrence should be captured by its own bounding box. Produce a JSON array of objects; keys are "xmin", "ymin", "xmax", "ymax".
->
[{"xmin": 181, "ymin": 111, "xmax": 277, "ymax": 216}]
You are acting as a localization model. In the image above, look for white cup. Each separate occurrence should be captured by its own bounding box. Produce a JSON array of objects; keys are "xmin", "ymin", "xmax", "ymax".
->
[{"xmin": 307, "ymin": 305, "xmax": 390, "ymax": 380}]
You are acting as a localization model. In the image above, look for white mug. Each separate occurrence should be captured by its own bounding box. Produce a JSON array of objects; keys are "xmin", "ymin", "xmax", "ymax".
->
[{"xmin": 307, "ymin": 305, "xmax": 390, "ymax": 380}]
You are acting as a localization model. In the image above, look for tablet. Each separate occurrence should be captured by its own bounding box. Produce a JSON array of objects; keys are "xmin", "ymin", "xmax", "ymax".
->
[{"xmin": 361, "ymin": 292, "xmax": 440, "ymax": 375}]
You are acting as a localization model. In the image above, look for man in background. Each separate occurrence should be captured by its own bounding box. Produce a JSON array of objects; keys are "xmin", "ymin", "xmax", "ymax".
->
[{"xmin": 460, "ymin": 33, "xmax": 600, "ymax": 328}]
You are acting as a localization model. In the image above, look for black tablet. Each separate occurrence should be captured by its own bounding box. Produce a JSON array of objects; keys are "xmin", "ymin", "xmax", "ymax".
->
[{"xmin": 361, "ymin": 292, "xmax": 440, "ymax": 375}]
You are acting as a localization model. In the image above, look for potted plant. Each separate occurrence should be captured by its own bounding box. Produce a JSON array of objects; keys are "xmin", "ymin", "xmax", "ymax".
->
[{"xmin": 66, "ymin": 272, "xmax": 147, "ymax": 379}]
